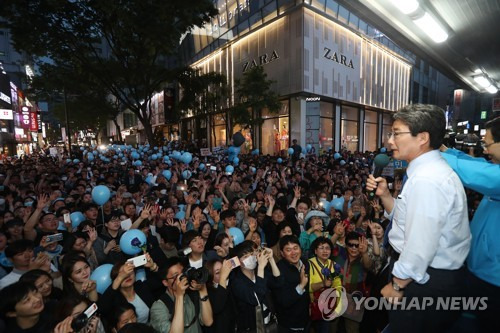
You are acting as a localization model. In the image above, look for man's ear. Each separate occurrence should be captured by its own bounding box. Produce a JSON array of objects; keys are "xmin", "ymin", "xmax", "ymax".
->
[
  {"xmin": 162, "ymin": 279, "xmax": 169, "ymax": 288},
  {"xmin": 417, "ymin": 132, "xmax": 431, "ymax": 147}
]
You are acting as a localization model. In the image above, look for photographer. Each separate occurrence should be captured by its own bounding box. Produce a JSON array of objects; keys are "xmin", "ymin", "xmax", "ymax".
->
[{"xmin": 150, "ymin": 257, "xmax": 213, "ymax": 333}]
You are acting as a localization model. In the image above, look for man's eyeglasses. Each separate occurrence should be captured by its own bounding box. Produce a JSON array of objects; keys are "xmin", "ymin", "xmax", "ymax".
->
[
  {"xmin": 346, "ymin": 243, "xmax": 359, "ymax": 248},
  {"xmin": 481, "ymin": 141, "xmax": 498, "ymax": 150},
  {"xmin": 386, "ymin": 132, "xmax": 412, "ymax": 139}
]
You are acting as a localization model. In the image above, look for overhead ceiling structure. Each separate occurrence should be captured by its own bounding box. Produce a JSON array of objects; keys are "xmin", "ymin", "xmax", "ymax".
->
[{"xmin": 344, "ymin": 0, "xmax": 500, "ymax": 94}]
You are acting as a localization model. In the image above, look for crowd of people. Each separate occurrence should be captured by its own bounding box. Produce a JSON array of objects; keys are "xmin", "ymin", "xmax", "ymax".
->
[{"xmin": 0, "ymin": 107, "xmax": 498, "ymax": 333}]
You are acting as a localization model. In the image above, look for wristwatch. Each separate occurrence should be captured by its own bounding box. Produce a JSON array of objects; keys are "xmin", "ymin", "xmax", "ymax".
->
[
  {"xmin": 200, "ymin": 295, "xmax": 209, "ymax": 302},
  {"xmin": 392, "ymin": 280, "xmax": 405, "ymax": 292}
]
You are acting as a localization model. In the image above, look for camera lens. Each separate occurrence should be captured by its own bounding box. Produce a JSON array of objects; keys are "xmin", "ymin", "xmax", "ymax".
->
[{"xmin": 71, "ymin": 313, "xmax": 88, "ymax": 332}]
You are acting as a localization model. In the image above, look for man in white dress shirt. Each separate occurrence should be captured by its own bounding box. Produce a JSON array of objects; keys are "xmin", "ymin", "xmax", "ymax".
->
[{"xmin": 366, "ymin": 104, "xmax": 471, "ymax": 333}]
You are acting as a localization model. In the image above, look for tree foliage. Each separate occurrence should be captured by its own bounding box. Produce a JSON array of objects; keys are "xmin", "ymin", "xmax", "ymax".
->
[
  {"xmin": 1, "ymin": 0, "xmax": 217, "ymax": 144},
  {"xmin": 229, "ymin": 66, "xmax": 281, "ymax": 130}
]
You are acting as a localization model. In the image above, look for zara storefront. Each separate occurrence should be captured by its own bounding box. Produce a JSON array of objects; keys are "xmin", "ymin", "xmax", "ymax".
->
[{"xmin": 181, "ymin": 1, "xmax": 411, "ymax": 154}]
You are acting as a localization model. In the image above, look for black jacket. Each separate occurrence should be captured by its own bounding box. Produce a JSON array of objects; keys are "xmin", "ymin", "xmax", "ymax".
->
[
  {"xmin": 229, "ymin": 268, "xmax": 279, "ymax": 332},
  {"xmin": 204, "ymin": 285, "xmax": 236, "ymax": 333},
  {"xmin": 98, "ymin": 270, "xmax": 164, "ymax": 317},
  {"xmin": 274, "ymin": 259, "xmax": 310, "ymax": 329}
]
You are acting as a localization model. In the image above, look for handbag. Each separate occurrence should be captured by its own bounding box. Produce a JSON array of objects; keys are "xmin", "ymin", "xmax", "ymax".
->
[
  {"xmin": 255, "ymin": 304, "xmax": 278, "ymax": 333},
  {"xmin": 341, "ymin": 292, "xmax": 365, "ymax": 322}
]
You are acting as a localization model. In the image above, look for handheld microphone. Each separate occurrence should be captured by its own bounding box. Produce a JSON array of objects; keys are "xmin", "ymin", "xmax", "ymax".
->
[{"xmin": 368, "ymin": 154, "xmax": 390, "ymax": 199}]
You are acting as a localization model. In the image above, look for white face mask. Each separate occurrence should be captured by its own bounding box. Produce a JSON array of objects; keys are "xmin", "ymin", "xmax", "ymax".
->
[
  {"xmin": 242, "ymin": 255, "xmax": 257, "ymax": 270},
  {"xmin": 160, "ymin": 189, "xmax": 167, "ymax": 195}
]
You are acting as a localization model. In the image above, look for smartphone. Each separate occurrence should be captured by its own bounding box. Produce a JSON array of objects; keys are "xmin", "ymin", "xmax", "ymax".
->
[
  {"xmin": 229, "ymin": 256, "xmax": 241, "ymax": 269},
  {"xmin": 212, "ymin": 197, "xmax": 223, "ymax": 210},
  {"xmin": 127, "ymin": 254, "xmax": 147, "ymax": 267},
  {"xmin": 46, "ymin": 233, "xmax": 64, "ymax": 243},
  {"xmin": 210, "ymin": 166, "xmax": 217, "ymax": 171},
  {"xmin": 177, "ymin": 184, "xmax": 187, "ymax": 191},
  {"xmin": 63, "ymin": 213, "xmax": 71, "ymax": 224},
  {"xmin": 120, "ymin": 218, "xmax": 132, "ymax": 230},
  {"xmin": 297, "ymin": 212, "xmax": 304, "ymax": 220},
  {"xmin": 388, "ymin": 183, "xmax": 394, "ymax": 190}
]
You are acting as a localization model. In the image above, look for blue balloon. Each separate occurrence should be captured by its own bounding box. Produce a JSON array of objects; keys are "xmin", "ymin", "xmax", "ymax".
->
[
  {"xmin": 381, "ymin": 147, "xmax": 387, "ymax": 153},
  {"xmin": 87, "ymin": 153, "xmax": 94, "ymax": 161},
  {"xmin": 135, "ymin": 268, "xmax": 147, "ymax": 282},
  {"xmin": 151, "ymin": 154, "xmax": 158, "ymax": 160},
  {"xmin": 331, "ymin": 197, "xmax": 344, "ymax": 212},
  {"xmin": 181, "ymin": 152, "xmax": 192, "ymax": 164},
  {"xmin": 250, "ymin": 167, "xmax": 256, "ymax": 174},
  {"xmin": 134, "ymin": 160, "xmax": 142, "ymax": 167},
  {"xmin": 340, "ymin": 160, "xmax": 346, "ymax": 166},
  {"xmin": 163, "ymin": 155, "xmax": 170, "ymax": 161},
  {"xmin": 172, "ymin": 151, "xmax": 181, "ymax": 160},
  {"xmin": 73, "ymin": 159, "xmax": 80, "ymax": 164},
  {"xmin": 163, "ymin": 146, "xmax": 168, "ymax": 152},
  {"xmin": 182, "ymin": 170, "xmax": 192, "ymax": 179},
  {"xmin": 233, "ymin": 157, "xmax": 239, "ymax": 165},
  {"xmin": 90, "ymin": 264, "xmax": 113, "ymax": 294},
  {"xmin": 320, "ymin": 199, "xmax": 331, "ymax": 213},
  {"xmin": 288, "ymin": 148, "xmax": 294, "ymax": 155},
  {"xmin": 302, "ymin": 147, "xmax": 307, "ymax": 154},
  {"xmin": 166, "ymin": 160, "xmax": 172, "ymax": 166},
  {"xmin": 57, "ymin": 221, "xmax": 67, "ymax": 231},
  {"xmin": 306, "ymin": 144, "xmax": 312, "ymax": 152},
  {"xmin": 92, "ymin": 185, "xmax": 110, "ymax": 206},
  {"xmin": 118, "ymin": 153, "xmax": 123, "ymax": 158},
  {"xmin": 120, "ymin": 229, "xmax": 147, "ymax": 255},
  {"xmin": 229, "ymin": 227, "xmax": 245, "ymax": 246},
  {"xmin": 175, "ymin": 211, "xmax": 185, "ymax": 219},
  {"xmin": 199, "ymin": 163, "xmax": 205, "ymax": 170},
  {"xmin": 80, "ymin": 147, "xmax": 85, "ymax": 151},
  {"xmin": 154, "ymin": 146, "xmax": 159, "ymax": 150},
  {"xmin": 66, "ymin": 159, "xmax": 72, "ymax": 164},
  {"xmin": 113, "ymin": 155, "xmax": 118, "ymax": 159},
  {"xmin": 70, "ymin": 211, "xmax": 85, "ymax": 228},
  {"xmin": 277, "ymin": 158, "xmax": 283, "ymax": 164},
  {"xmin": 251, "ymin": 149, "xmax": 260, "ymax": 155},
  {"xmin": 145, "ymin": 175, "xmax": 154, "ymax": 184},
  {"xmin": 228, "ymin": 146, "xmax": 237, "ymax": 155},
  {"xmin": 225, "ymin": 165, "xmax": 234, "ymax": 174},
  {"xmin": 162, "ymin": 170, "xmax": 172, "ymax": 180},
  {"xmin": 178, "ymin": 204, "xmax": 186, "ymax": 212},
  {"xmin": 334, "ymin": 153, "xmax": 341, "ymax": 160}
]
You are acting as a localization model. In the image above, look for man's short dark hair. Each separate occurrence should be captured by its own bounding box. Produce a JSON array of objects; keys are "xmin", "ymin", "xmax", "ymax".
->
[
  {"xmin": 485, "ymin": 116, "xmax": 500, "ymax": 142},
  {"xmin": 279, "ymin": 235, "xmax": 300, "ymax": 251},
  {"xmin": 181, "ymin": 230, "xmax": 201, "ymax": 249},
  {"xmin": 5, "ymin": 239, "xmax": 34, "ymax": 258},
  {"xmin": 345, "ymin": 231, "xmax": 360, "ymax": 244},
  {"xmin": 393, "ymin": 104, "xmax": 446, "ymax": 149},
  {"xmin": 220, "ymin": 209, "xmax": 236, "ymax": 221},
  {"xmin": 160, "ymin": 257, "xmax": 185, "ymax": 280},
  {"xmin": 232, "ymin": 240, "xmax": 257, "ymax": 259},
  {"xmin": 0, "ymin": 281, "xmax": 37, "ymax": 314},
  {"xmin": 159, "ymin": 226, "xmax": 180, "ymax": 246}
]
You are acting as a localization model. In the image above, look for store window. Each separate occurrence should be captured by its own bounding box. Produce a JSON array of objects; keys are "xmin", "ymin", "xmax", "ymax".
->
[
  {"xmin": 319, "ymin": 102, "xmax": 334, "ymax": 152},
  {"xmin": 233, "ymin": 124, "xmax": 253, "ymax": 154},
  {"xmin": 341, "ymin": 105, "xmax": 359, "ymax": 152},
  {"xmin": 211, "ymin": 113, "xmax": 227, "ymax": 147},
  {"xmin": 381, "ymin": 113, "xmax": 393, "ymax": 148},
  {"xmin": 364, "ymin": 110, "xmax": 378, "ymax": 152},
  {"xmin": 261, "ymin": 100, "xmax": 289, "ymax": 156}
]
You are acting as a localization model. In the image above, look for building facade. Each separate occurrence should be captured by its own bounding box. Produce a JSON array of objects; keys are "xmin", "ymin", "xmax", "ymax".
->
[{"xmin": 179, "ymin": 0, "xmax": 412, "ymax": 154}]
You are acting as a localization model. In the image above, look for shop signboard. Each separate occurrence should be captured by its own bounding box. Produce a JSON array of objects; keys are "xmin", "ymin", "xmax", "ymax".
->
[{"xmin": 20, "ymin": 106, "xmax": 31, "ymax": 129}]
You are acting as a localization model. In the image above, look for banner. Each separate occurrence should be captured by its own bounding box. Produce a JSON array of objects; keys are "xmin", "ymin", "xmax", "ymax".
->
[
  {"xmin": 20, "ymin": 106, "xmax": 31, "ymax": 129},
  {"xmin": 30, "ymin": 110, "xmax": 38, "ymax": 131},
  {"xmin": 0, "ymin": 108, "xmax": 13, "ymax": 120},
  {"xmin": 200, "ymin": 148, "xmax": 212, "ymax": 156}
]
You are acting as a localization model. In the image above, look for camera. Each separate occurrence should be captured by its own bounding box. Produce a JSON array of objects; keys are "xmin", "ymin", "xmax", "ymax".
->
[
  {"xmin": 181, "ymin": 266, "xmax": 209, "ymax": 285},
  {"xmin": 72, "ymin": 303, "xmax": 98, "ymax": 331}
]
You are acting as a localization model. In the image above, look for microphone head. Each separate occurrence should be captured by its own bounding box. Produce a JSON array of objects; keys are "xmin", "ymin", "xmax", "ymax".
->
[{"xmin": 373, "ymin": 153, "xmax": 390, "ymax": 168}]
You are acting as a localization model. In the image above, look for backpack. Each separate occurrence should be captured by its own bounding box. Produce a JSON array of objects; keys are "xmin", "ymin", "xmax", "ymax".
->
[{"xmin": 159, "ymin": 291, "xmax": 200, "ymax": 329}]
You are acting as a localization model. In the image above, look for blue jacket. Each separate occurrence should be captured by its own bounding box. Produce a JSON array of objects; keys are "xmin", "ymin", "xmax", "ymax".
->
[{"xmin": 441, "ymin": 149, "xmax": 500, "ymax": 287}]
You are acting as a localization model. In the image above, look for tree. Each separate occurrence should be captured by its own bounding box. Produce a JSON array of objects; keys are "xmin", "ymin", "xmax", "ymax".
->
[
  {"xmin": 1, "ymin": 0, "xmax": 217, "ymax": 144},
  {"xmin": 177, "ymin": 68, "xmax": 229, "ymax": 144},
  {"xmin": 229, "ymin": 66, "xmax": 281, "ymax": 136},
  {"xmin": 28, "ymin": 62, "xmax": 122, "ymax": 142}
]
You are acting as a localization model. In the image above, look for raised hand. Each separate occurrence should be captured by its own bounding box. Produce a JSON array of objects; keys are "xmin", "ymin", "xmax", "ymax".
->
[
  {"xmin": 358, "ymin": 236, "xmax": 368, "ymax": 254},
  {"xmin": 248, "ymin": 217, "xmax": 258, "ymax": 232},
  {"xmin": 294, "ymin": 186, "xmax": 301, "ymax": 199},
  {"xmin": 334, "ymin": 221, "xmax": 346, "ymax": 236},
  {"xmin": 37, "ymin": 193, "xmax": 50, "ymax": 210},
  {"xmin": 180, "ymin": 219, "xmax": 187, "ymax": 233}
]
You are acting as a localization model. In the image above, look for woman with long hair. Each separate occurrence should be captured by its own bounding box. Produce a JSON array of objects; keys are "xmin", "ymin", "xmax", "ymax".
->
[{"xmin": 60, "ymin": 253, "xmax": 98, "ymax": 302}]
